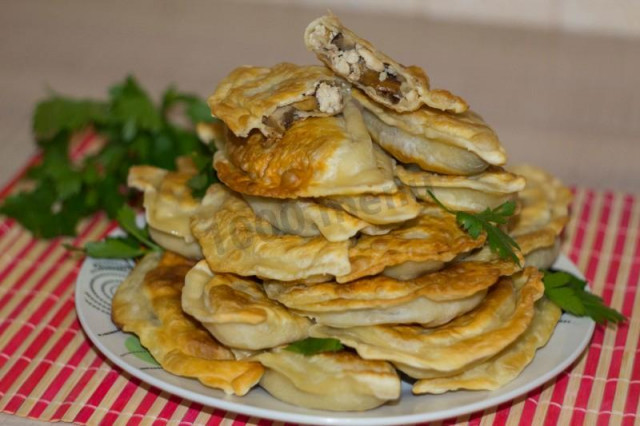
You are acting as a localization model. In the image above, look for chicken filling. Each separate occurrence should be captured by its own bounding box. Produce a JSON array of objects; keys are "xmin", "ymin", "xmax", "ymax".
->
[
  {"xmin": 262, "ymin": 81, "xmax": 344, "ymax": 135},
  {"xmin": 325, "ymin": 31, "xmax": 406, "ymax": 104}
]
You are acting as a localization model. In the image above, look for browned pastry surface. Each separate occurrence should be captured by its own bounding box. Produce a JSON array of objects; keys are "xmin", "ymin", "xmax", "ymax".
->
[
  {"xmin": 214, "ymin": 101, "xmax": 396, "ymax": 198},
  {"xmin": 209, "ymin": 63, "xmax": 347, "ymax": 138},
  {"xmin": 112, "ymin": 251, "xmax": 264, "ymax": 395}
]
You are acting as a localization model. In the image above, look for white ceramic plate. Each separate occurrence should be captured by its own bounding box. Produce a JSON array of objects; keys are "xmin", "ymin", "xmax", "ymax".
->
[{"xmin": 75, "ymin": 254, "xmax": 594, "ymax": 426}]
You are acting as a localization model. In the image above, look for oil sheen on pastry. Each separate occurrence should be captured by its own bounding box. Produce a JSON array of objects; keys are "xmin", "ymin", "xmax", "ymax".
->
[
  {"xmin": 214, "ymin": 100, "xmax": 397, "ymax": 198},
  {"xmin": 254, "ymin": 348, "xmax": 400, "ymax": 411},
  {"xmin": 412, "ymin": 297, "xmax": 561, "ymax": 394},
  {"xmin": 111, "ymin": 251, "xmax": 264, "ymax": 395},
  {"xmin": 264, "ymin": 258, "xmax": 520, "ymax": 327},
  {"xmin": 312, "ymin": 268, "xmax": 544, "ymax": 379},
  {"xmin": 182, "ymin": 260, "xmax": 310, "ymax": 350},
  {"xmin": 354, "ymin": 90, "xmax": 506, "ymax": 175}
]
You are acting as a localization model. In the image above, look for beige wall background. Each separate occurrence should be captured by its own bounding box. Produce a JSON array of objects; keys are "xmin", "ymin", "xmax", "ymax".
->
[{"xmin": 244, "ymin": 0, "xmax": 640, "ymax": 38}]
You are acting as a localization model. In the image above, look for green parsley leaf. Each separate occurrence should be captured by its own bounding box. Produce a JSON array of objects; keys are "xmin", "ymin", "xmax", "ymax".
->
[
  {"xmin": 491, "ymin": 199, "xmax": 517, "ymax": 219},
  {"xmin": 26, "ymin": 132, "xmax": 82, "ymax": 201},
  {"xmin": 475, "ymin": 215, "xmax": 521, "ymax": 265},
  {"xmin": 115, "ymin": 205, "xmax": 160, "ymax": 251},
  {"xmin": 94, "ymin": 174, "xmax": 127, "ymax": 219},
  {"xmin": 187, "ymin": 174, "xmax": 210, "ymax": 198},
  {"xmin": 33, "ymin": 98, "xmax": 107, "ymax": 140},
  {"xmin": 81, "ymin": 236, "xmax": 149, "ymax": 258},
  {"xmin": 109, "ymin": 76, "xmax": 162, "ymax": 132},
  {"xmin": 0, "ymin": 75, "xmax": 216, "ymax": 239},
  {"xmin": 184, "ymin": 98, "xmax": 216, "ymax": 124},
  {"xmin": 428, "ymin": 190, "xmax": 521, "ymax": 266},
  {"xmin": 284, "ymin": 337, "xmax": 344, "ymax": 356},
  {"xmin": 188, "ymin": 145, "xmax": 218, "ymax": 199},
  {"xmin": 543, "ymin": 270, "xmax": 575, "ymax": 289},
  {"xmin": 542, "ymin": 270, "xmax": 626, "ymax": 324},
  {"xmin": 0, "ymin": 180, "xmax": 89, "ymax": 238},
  {"xmin": 69, "ymin": 206, "xmax": 161, "ymax": 259}
]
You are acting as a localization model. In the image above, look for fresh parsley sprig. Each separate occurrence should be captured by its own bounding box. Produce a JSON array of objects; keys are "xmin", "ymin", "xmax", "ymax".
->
[
  {"xmin": 0, "ymin": 76, "xmax": 216, "ymax": 238},
  {"xmin": 113, "ymin": 205, "xmax": 160, "ymax": 251},
  {"xmin": 543, "ymin": 270, "xmax": 626, "ymax": 324},
  {"xmin": 428, "ymin": 190, "xmax": 521, "ymax": 266},
  {"xmin": 285, "ymin": 337, "xmax": 344, "ymax": 356},
  {"xmin": 187, "ymin": 145, "xmax": 218, "ymax": 199},
  {"xmin": 66, "ymin": 205, "xmax": 161, "ymax": 259}
]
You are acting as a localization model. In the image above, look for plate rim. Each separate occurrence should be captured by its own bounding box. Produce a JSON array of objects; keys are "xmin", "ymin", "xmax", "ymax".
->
[{"xmin": 74, "ymin": 254, "xmax": 595, "ymax": 426}]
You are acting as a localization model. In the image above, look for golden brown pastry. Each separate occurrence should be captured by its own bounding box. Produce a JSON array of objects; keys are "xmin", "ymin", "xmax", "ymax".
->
[
  {"xmin": 338, "ymin": 205, "xmax": 485, "ymax": 282},
  {"xmin": 412, "ymin": 297, "xmax": 561, "ymax": 394},
  {"xmin": 254, "ymin": 348, "xmax": 401, "ymax": 411},
  {"xmin": 127, "ymin": 160, "xmax": 203, "ymax": 259},
  {"xmin": 182, "ymin": 260, "xmax": 311, "ymax": 350},
  {"xmin": 208, "ymin": 63, "xmax": 348, "ymax": 138},
  {"xmin": 264, "ymin": 258, "xmax": 520, "ymax": 327},
  {"xmin": 322, "ymin": 185, "xmax": 421, "ymax": 226},
  {"xmin": 190, "ymin": 184, "xmax": 351, "ymax": 281},
  {"xmin": 111, "ymin": 251, "xmax": 264, "ymax": 396},
  {"xmin": 312, "ymin": 267, "xmax": 544, "ymax": 379},
  {"xmin": 242, "ymin": 195, "xmax": 377, "ymax": 242},
  {"xmin": 305, "ymin": 14, "xmax": 467, "ymax": 113},
  {"xmin": 396, "ymin": 165, "xmax": 526, "ymax": 212},
  {"xmin": 354, "ymin": 90, "xmax": 506, "ymax": 175},
  {"xmin": 110, "ymin": 12, "xmax": 574, "ymax": 410},
  {"xmin": 509, "ymin": 164, "xmax": 573, "ymax": 269},
  {"xmin": 510, "ymin": 164, "xmax": 572, "ymax": 236},
  {"xmin": 213, "ymin": 100, "xmax": 397, "ymax": 198}
]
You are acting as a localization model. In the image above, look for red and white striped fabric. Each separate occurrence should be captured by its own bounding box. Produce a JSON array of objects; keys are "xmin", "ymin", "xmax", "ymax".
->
[{"xmin": 1, "ymin": 138, "xmax": 639, "ymax": 425}]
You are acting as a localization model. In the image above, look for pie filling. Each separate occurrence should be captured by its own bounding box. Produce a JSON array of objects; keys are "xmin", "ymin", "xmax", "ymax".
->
[
  {"xmin": 262, "ymin": 81, "xmax": 344, "ymax": 135},
  {"xmin": 324, "ymin": 30, "xmax": 411, "ymax": 105}
]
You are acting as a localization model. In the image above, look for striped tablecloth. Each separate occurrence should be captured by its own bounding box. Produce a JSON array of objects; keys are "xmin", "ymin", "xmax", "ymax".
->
[{"xmin": 0, "ymin": 149, "xmax": 639, "ymax": 425}]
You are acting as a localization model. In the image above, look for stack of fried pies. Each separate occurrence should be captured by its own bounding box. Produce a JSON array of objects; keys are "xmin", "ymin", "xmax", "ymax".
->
[{"xmin": 113, "ymin": 14, "xmax": 571, "ymax": 411}]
